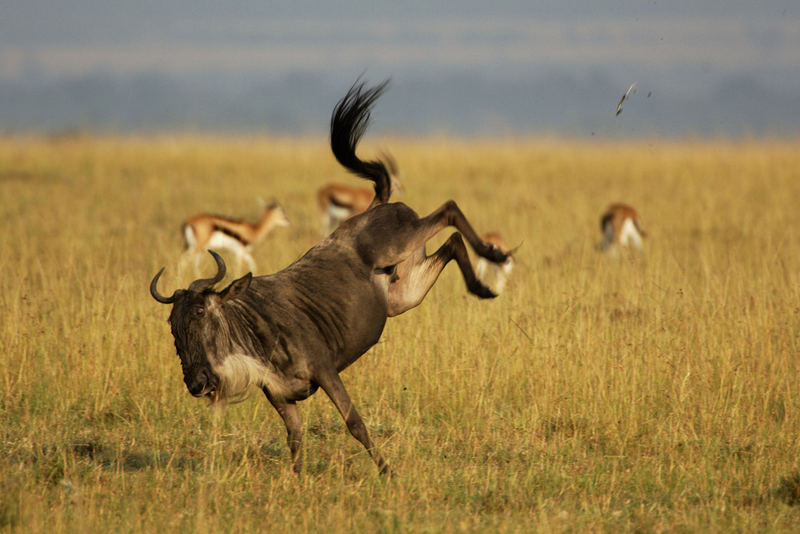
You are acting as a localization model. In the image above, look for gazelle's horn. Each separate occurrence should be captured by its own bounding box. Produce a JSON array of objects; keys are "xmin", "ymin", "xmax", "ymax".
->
[{"xmin": 507, "ymin": 241, "xmax": 523, "ymax": 257}]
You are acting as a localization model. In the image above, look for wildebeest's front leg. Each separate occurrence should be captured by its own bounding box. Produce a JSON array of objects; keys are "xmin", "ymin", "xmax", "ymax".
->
[
  {"xmin": 317, "ymin": 371, "xmax": 391, "ymax": 476},
  {"xmin": 263, "ymin": 388, "xmax": 303, "ymax": 474},
  {"xmin": 387, "ymin": 232, "xmax": 495, "ymax": 316}
]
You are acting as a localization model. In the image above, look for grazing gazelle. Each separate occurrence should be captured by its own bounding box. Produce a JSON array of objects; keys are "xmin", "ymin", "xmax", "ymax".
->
[
  {"xmin": 600, "ymin": 203, "xmax": 646, "ymax": 254},
  {"xmin": 179, "ymin": 200, "xmax": 289, "ymax": 276},
  {"xmin": 316, "ymin": 152, "xmax": 402, "ymax": 234},
  {"xmin": 150, "ymin": 80, "xmax": 510, "ymax": 476},
  {"xmin": 476, "ymin": 232, "xmax": 514, "ymax": 294}
]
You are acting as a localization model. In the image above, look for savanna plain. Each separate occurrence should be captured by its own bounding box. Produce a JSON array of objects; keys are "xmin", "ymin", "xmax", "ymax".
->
[{"xmin": 1, "ymin": 135, "xmax": 799, "ymax": 532}]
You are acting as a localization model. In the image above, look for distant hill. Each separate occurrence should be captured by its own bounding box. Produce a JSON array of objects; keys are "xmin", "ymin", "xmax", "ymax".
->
[{"xmin": 1, "ymin": 70, "xmax": 798, "ymax": 138}]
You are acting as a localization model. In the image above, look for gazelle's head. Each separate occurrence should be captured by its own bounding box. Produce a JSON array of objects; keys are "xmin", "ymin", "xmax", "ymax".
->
[{"xmin": 259, "ymin": 198, "xmax": 291, "ymax": 227}]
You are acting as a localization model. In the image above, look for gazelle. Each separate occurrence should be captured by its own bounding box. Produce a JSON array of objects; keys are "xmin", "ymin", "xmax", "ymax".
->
[
  {"xmin": 317, "ymin": 152, "xmax": 402, "ymax": 235},
  {"xmin": 476, "ymin": 232, "xmax": 514, "ymax": 294},
  {"xmin": 180, "ymin": 200, "xmax": 289, "ymax": 276},
  {"xmin": 151, "ymin": 79, "xmax": 511, "ymax": 476},
  {"xmin": 600, "ymin": 203, "xmax": 646, "ymax": 254}
]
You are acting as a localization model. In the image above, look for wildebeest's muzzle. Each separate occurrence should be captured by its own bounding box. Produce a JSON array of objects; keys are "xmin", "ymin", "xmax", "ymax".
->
[{"xmin": 184, "ymin": 366, "xmax": 217, "ymax": 398}]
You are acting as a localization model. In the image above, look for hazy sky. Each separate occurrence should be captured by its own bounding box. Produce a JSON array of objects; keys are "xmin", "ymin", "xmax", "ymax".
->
[
  {"xmin": 1, "ymin": 1, "xmax": 798, "ymax": 135},
  {"xmin": 2, "ymin": 1, "xmax": 798, "ymax": 88}
]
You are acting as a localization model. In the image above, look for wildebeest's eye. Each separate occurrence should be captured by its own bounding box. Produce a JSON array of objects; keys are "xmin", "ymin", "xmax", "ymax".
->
[{"xmin": 193, "ymin": 306, "xmax": 205, "ymax": 317}]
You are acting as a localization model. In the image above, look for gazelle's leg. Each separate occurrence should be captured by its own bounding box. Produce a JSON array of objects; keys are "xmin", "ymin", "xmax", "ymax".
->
[
  {"xmin": 493, "ymin": 264, "xmax": 507, "ymax": 294},
  {"xmin": 618, "ymin": 218, "xmax": 643, "ymax": 251},
  {"xmin": 243, "ymin": 251, "xmax": 257, "ymax": 274},
  {"xmin": 502, "ymin": 258, "xmax": 514, "ymax": 276},
  {"xmin": 602, "ymin": 221, "xmax": 615, "ymax": 251},
  {"xmin": 178, "ymin": 250, "xmax": 193, "ymax": 280},
  {"xmin": 317, "ymin": 370, "xmax": 390, "ymax": 476},
  {"xmin": 321, "ymin": 212, "xmax": 331, "ymax": 235},
  {"xmin": 626, "ymin": 220, "xmax": 644, "ymax": 251},
  {"xmin": 632, "ymin": 233, "xmax": 643, "ymax": 251},
  {"xmin": 192, "ymin": 251, "xmax": 204, "ymax": 277},
  {"xmin": 233, "ymin": 250, "xmax": 244, "ymax": 276},
  {"xmin": 387, "ymin": 232, "xmax": 496, "ymax": 316}
]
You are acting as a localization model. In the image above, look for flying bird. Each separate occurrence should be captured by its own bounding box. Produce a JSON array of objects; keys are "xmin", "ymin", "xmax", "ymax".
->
[{"xmin": 616, "ymin": 82, "xmax": 637, "ymax": 116}]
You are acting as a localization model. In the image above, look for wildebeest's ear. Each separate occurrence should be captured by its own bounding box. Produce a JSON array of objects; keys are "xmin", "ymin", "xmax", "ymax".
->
[{"xmin": 220, "ymin": 273, "xmax": 252, "ymax": 302}]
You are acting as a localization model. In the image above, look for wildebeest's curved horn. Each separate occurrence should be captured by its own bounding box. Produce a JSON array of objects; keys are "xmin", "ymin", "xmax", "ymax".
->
[
  {"xmin": 150, "ymin": 267, "xmax": 178, "ymax": 304},
  {"xmin": 188, "ymin": 250, "xmax": 227, "ymax": 292}
]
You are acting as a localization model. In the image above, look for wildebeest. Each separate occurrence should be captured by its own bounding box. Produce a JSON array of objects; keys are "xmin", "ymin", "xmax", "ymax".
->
[{"xmin": 150, "ymin": 80, "xmax": 510, "ymax": 475}]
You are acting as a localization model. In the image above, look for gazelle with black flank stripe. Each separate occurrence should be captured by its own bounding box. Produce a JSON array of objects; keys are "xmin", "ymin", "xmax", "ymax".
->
[{"xmin": 179, "ymin": 200, "xmax": 289, "ymax": 276}]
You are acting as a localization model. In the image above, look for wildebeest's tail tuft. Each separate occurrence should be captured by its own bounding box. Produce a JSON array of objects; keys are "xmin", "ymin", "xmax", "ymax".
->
[{"xmin": 330, "ymin": 79, "xmax": 393, "ymax": 205}]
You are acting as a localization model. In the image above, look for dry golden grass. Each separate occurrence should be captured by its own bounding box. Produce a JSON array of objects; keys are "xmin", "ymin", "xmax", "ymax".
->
[{"xmin": 1, "ymin": 134, "xmax": 799, "ymax": 532}]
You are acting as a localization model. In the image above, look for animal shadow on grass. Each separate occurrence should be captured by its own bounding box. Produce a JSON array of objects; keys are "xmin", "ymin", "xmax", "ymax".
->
[
  {"xmin": 69, "ymin": 439, "xmax": 204, "ymax": 472},
  {"xmin": 539, "ymin": 415, "xmax": 613, "ymax": 454},
  {"xmin": 70, "ymin": 438, "xmax": 295, "ymax": 472}
]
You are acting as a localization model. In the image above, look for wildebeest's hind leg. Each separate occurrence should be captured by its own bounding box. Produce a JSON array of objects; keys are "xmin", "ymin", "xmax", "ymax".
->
[
  {"xmin": 419, "ymin": 200, "xmax": 509, "ymax": 262},
  {"xmin": 263, "ymin": 388, "xmax": 303, "ymax": 474},
  {"xmin": 387, "ymin": 232, "xmax": 495, "ymax": 316},
  {"xmin": 317, "ymin": 370, "xmax": 391, "ymax": 476},
  {"xmin": 368, "ymin": 200, "xmax": 510, "ymax": 269}
]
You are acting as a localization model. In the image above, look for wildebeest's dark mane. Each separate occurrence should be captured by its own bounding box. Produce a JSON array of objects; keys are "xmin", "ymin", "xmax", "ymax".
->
[{"xmin": 221, "ymin": 292, "xmax": 283, "ymax": 361}]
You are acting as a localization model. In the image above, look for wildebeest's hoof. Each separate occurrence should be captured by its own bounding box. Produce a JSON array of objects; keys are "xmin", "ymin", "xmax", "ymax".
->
[
  {"xmin": 379, "ymin": 464, "xmax": 393, "ymax": 478},
  {"xmin": 472, "ymin": 282, "xmax": 498, "ymax": 299}
]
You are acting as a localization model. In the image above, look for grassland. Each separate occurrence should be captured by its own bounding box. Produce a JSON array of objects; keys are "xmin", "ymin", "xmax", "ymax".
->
[{"xmin": 1, "ymin": 134, "xmax": 799, "ymax": 532}]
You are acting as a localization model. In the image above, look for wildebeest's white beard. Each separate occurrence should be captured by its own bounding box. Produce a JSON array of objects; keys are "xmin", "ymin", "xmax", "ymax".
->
[{"xmin": 208, "ymin": 352, "xmax": 269, "ymax": 404}]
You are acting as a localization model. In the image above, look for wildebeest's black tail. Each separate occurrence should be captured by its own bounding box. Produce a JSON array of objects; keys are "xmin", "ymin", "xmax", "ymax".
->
[{"xmin": 330, "ymin": 79, "xmax": 393, "ymax": 205}]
